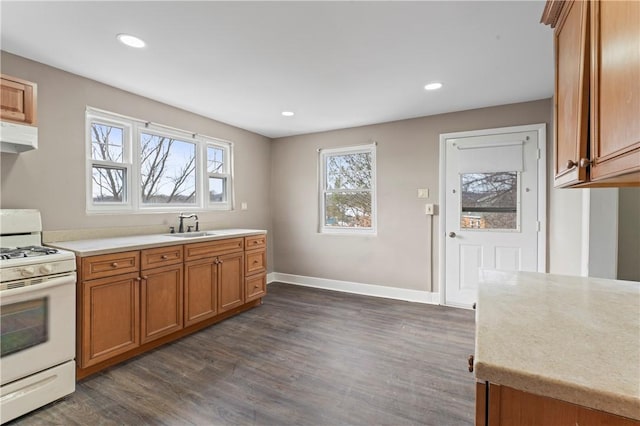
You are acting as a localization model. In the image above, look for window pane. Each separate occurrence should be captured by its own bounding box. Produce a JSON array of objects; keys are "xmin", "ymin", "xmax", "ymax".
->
[
  {"xmin": 209, "ymin": 177, "xmax": 226, "ymax": 202},
  {"xmin": 91, "ymin": 123, "xmax": 123, "ymax": 162},
  {"xmin": 140, "ymin": 133, "xmax": 196, "ymax": 204},
  {"xmin": 92, "ymin": 166, "xmax": 125, "ymax": 203},
  {"xmin": 325, "ymin": 192, "xmax": 372, "ymax": 228},
  {"xmin": 207, "ymin": 147, "xmax": 224, "ymax": 174},
  {"xmin": 326, "ymin": 152, "xmax": 372, "ymax": 190},
  {"xmin": 460, "ymin": 172, "xmax": 518, "ymax": 230}
]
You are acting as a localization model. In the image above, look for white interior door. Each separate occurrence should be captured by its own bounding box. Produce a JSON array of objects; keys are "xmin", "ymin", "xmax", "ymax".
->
[{"xmin": 443, "ymin": 128, "xmax": 543, "ymax": 308}]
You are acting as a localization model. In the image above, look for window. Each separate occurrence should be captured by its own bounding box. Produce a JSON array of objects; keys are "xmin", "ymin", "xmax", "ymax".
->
[
  {"xmin": 319, "ymin": 144, "xmax": 376, "ymax": 234},
  {"xmin": 86, "ymin": 108, "xmax": 233, "ymax": 212},
  {"xmin": 460, "ymin": 172, "xmax": 519, "ymax": 230},
  {"xmin": 89, "ymin": 119, "xmax": 130, "ymax": 205}
]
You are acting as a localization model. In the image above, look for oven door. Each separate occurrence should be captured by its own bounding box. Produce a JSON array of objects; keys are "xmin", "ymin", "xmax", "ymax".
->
[{"xmin": 0, "ymin": 273, "xmax": 76, "ymax": 385}]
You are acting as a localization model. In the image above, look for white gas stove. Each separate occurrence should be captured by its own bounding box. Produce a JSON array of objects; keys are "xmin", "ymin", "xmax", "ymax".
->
[{"xmin": 0, "ymin": 209, "xmax": 76, "ymax": 424}]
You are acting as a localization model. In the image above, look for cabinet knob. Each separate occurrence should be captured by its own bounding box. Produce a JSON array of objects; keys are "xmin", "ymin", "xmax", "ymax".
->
[
  {"xmin": 253, "ymin": 260, "xmax": 259, "ymax": 264},
  {"xmin": 566, "ymin": 159, "xmax": 578, "ymax": 169},
  {"xmin": 111, "ymin": 262, "xmax": 118, "ymax": 268},
  {"xmin": 468, "ymin": 355, "xmax": 474, "ymax": 373},
  {"xmin": 135, "ymin": 277, "xmax": 141, "ymax": 282},
  {"xmin": 579, "ymin": 158, "xmax": 592, "ymax": 168},
  {"xmin": 161, "ymin": 255, "xmax": 168, "ymax": 260},
  {"xmin": 142, "ymin": 275, "xmax": 148, "ymax": 280}
]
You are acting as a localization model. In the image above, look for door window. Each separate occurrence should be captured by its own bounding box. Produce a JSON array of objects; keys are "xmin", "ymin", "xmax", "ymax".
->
[
  {"xmin": 0, "ymin": 297, "xmax": 49, "ymax": 356},
  {"xmin": 460, "ymin": 172, "xmax": 519, "ymax": 230}
]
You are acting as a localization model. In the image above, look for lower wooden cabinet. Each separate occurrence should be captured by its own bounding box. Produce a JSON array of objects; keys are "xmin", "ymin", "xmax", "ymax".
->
[
  {"xmin": 476, "ymin": 382, "xmax": 640, "ymax": 426},
  {"xmin": 81, "ymin": 272, "xmax": 140, "ymax": 367},
  {"xmin": 140, "ymin": 263, "xmax": 183, "ymax": 343},
  {"xmin": 77, "ymin": 234, "xmax": 266, "ymax": 378}
]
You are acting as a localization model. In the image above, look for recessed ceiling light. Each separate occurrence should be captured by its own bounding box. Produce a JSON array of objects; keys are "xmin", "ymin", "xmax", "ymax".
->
[
  {"xmin": 117, "ymin": 34, "xmax": 146, "ymax": 48},
  {"xmin": 424, "ymin": 82, "xmax": 443, "ymax": 91},
  {"xmin": 281, "ymin": 111, "xmax": 295, "ymax": 117}
]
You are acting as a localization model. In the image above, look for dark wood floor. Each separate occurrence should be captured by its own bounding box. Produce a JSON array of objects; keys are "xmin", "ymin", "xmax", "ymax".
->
[{"xmin": 11, "ymin": 283, "xmax": 476, "ymax": 426}]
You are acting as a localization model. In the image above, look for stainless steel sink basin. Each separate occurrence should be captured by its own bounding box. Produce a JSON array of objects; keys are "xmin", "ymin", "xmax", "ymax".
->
[{"xmin": 165, "ymin": 231, "xmax": 216, "ymax": 238}]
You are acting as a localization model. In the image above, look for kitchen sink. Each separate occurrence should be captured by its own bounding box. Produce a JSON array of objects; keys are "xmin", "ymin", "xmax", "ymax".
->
[{"xmin": 165, "ymin": 231, "xmax": 216, "ymax": 238}]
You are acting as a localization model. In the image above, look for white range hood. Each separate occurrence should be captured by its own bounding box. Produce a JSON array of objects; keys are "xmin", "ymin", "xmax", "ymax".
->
[{"xmin": 0, "ymin": 121, "xmax": 38, "ymax": 153}]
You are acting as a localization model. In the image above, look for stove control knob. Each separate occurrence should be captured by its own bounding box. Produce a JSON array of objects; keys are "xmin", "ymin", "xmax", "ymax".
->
[
  {"xmin": 20, "ymin": 266, "xmax": 36, "ymax": 277},
  {"xmin": 40, "ymin": 264, "xmax": 54, "ymax": 274}
]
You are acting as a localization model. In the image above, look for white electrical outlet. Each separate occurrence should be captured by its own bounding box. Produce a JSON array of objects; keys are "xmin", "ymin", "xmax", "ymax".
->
[
  {"xmin": 417, "ymin": 188, "xmax": 429, "ymax": 199},
  {"xmin": 241, "ymin": 202, "xmax": 248, "ymax": 210},
  {"xmin": 425, "ymin": 204, "xmax": 435, "ymax": 215}
]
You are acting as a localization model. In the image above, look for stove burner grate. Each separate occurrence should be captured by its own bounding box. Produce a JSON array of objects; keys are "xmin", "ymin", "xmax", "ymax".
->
[{"xmin": 0, "ymin": 246, "xmax": 59, "ymax": 260}]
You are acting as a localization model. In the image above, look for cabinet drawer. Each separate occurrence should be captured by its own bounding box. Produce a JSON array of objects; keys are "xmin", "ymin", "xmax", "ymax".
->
[
  {"xmin": 245, "ymin": 234, "xmax": 266, "ymax": 250},
  {"xmin": 245, "ymin": 248, "xmax": 266, "ymax": 276},
  {"xmin": 245, "ymin": 273, "xmax": 266, "ymax": 302},
  {"xmin": 184, "ymin": 237, "xmax": 244, "ymax": 261},
  {"xmin": 141, "ymin": 245, "xmax": 183, "ymax": 269},
  {"xmin": 81, "ymin": 251, "xmax": 140, "ymax": 280}
]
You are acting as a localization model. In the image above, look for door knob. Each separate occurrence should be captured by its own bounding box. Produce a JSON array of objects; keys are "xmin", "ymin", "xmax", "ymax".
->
[{"xmin": 449, "ymin": 232, "xmax": 456, "ymax": 238}]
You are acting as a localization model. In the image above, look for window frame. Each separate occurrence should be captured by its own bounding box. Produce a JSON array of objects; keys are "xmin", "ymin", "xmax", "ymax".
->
[
  {"xmin": 203, "ymin": 137, "xmax": 233, "ymax": 210},
  {"xmin": 86, "ymin": 112, "xmax": 133, "ymax": 212},
  {"xmin": 86, "ymin": 107, "xmax": 234, "ymax": 213},
  {"xmin": 318, "ymin": 144, "xmax": 377, "ymax": 235}
]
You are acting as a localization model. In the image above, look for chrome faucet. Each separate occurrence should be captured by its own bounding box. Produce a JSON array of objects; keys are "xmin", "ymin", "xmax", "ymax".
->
[{"xmin": 178, "ymin": 213, "xmax": 198, "ymax": 233}]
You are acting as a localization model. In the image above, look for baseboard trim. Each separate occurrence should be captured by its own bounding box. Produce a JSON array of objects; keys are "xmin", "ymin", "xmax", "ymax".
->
[{"xmin": 267, "ymin": 272, "xmax": 440, "ymax": 304}]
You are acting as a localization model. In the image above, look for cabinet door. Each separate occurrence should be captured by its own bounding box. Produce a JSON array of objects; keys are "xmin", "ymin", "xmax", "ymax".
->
[
  {"xmin": 590, "ymin": 0, "xmax": 640, "ymax": 183},
  {"xmin": 141, "ymin": 264, "xmax": 184, "ymax": 344},
  {"xmin": 218, "ymin": 252, "xmax": 245, "ymax": 313},
  {"xmin": 184, "ymin": 258, "xmax": 218, "ymax": 327},
  {"xmin": 0, "ymin": 74, "xmax": 37, "ymax": 125},
  {"xmin": 553, "ymin": 0, "xmax": 590, "ymax": 187},
  {"xmin": 81, "ymin": 273, "xmax": 140, "ymax": 367}
]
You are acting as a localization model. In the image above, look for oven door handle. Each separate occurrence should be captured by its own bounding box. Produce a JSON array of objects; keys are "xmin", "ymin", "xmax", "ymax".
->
[{"xmin": 1, "ymin": 273, "xmax": 76, "ymax": 298}]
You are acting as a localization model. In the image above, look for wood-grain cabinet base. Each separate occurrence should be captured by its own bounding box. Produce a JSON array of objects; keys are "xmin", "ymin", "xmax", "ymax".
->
[
  {"xmin": 476, "ymin": 382, "xmax": 640, "ymax": 426},
  {"xmin": 77, "ymin": 234, "xmax": 267, "ymax": 378}
]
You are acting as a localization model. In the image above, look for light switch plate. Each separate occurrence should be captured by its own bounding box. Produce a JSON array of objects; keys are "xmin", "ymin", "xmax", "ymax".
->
[
  {"xmin": 241, "ymin": 202, "xmax": 248, "ymax": 210},
  {"xmin": 417, "ymin": 188, "xmax": 429, "ymax": 198},
  {"xmin": 425, "ymin": 203, "xmax": 435, "ymax": 215}
]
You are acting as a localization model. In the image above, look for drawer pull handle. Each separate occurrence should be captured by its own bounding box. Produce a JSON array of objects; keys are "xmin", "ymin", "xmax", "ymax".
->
[
  {"xmin": 253, "ymin": 260, "xmax": 259, "ymax": 264},
  {"xmin": 111, "ymin": 262, "xmax": 118, "ymax": 268},
  {"xmin": 161, "ymin": 255, "xmax": 168, "ymax": 260}
]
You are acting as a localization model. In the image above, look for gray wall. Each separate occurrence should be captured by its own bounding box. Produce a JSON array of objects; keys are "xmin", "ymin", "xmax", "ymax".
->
[
  {"xmin": 270, "ymin": 99, "xmax": 552, "ymax": 292},
  {"xmin": 618, "ymin": 188, "xmax": 640, "ymax": 281},
  {"xmin": 0, "ymin": 52, "xmax": 273, "ymax": 269}
]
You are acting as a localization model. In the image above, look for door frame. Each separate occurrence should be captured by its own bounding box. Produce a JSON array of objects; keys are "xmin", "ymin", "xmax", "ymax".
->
[{"xmin": 438, "ymin": 123, "xmax": 547, "ymax": 306}]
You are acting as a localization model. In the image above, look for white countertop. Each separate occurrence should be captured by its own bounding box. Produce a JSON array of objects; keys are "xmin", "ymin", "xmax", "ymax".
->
[
  {"xmin": 47, "ymin": 228, "xmax": 267, "ymax": 256},
  {"xmin": 474, "ymin": 270, "xmax": 640, "ymax": 420}
]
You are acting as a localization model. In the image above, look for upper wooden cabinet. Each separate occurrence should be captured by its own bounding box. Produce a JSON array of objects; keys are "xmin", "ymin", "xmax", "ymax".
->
[
  {"xmin": 0, "ymin": 74, "xmax": 37, "ymax": 126},
  {"xmin": 542, "ymin": 0, "xmax": 640, "ymax": 187}
]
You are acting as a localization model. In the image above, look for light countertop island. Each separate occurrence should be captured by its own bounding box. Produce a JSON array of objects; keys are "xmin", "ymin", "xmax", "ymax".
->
[
  {"xmin": 474, "ymin": 270, "xmax": 640, "ymax": 421},
  {"xmin": 47, "ymin": 228, "xmax": 267, "ymax": 256}
]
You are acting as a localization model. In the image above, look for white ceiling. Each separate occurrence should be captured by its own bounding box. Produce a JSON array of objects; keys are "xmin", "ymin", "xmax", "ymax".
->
[{"xmin": 1, "ymin": 1, "xmax": 553, "ymax": 138}]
